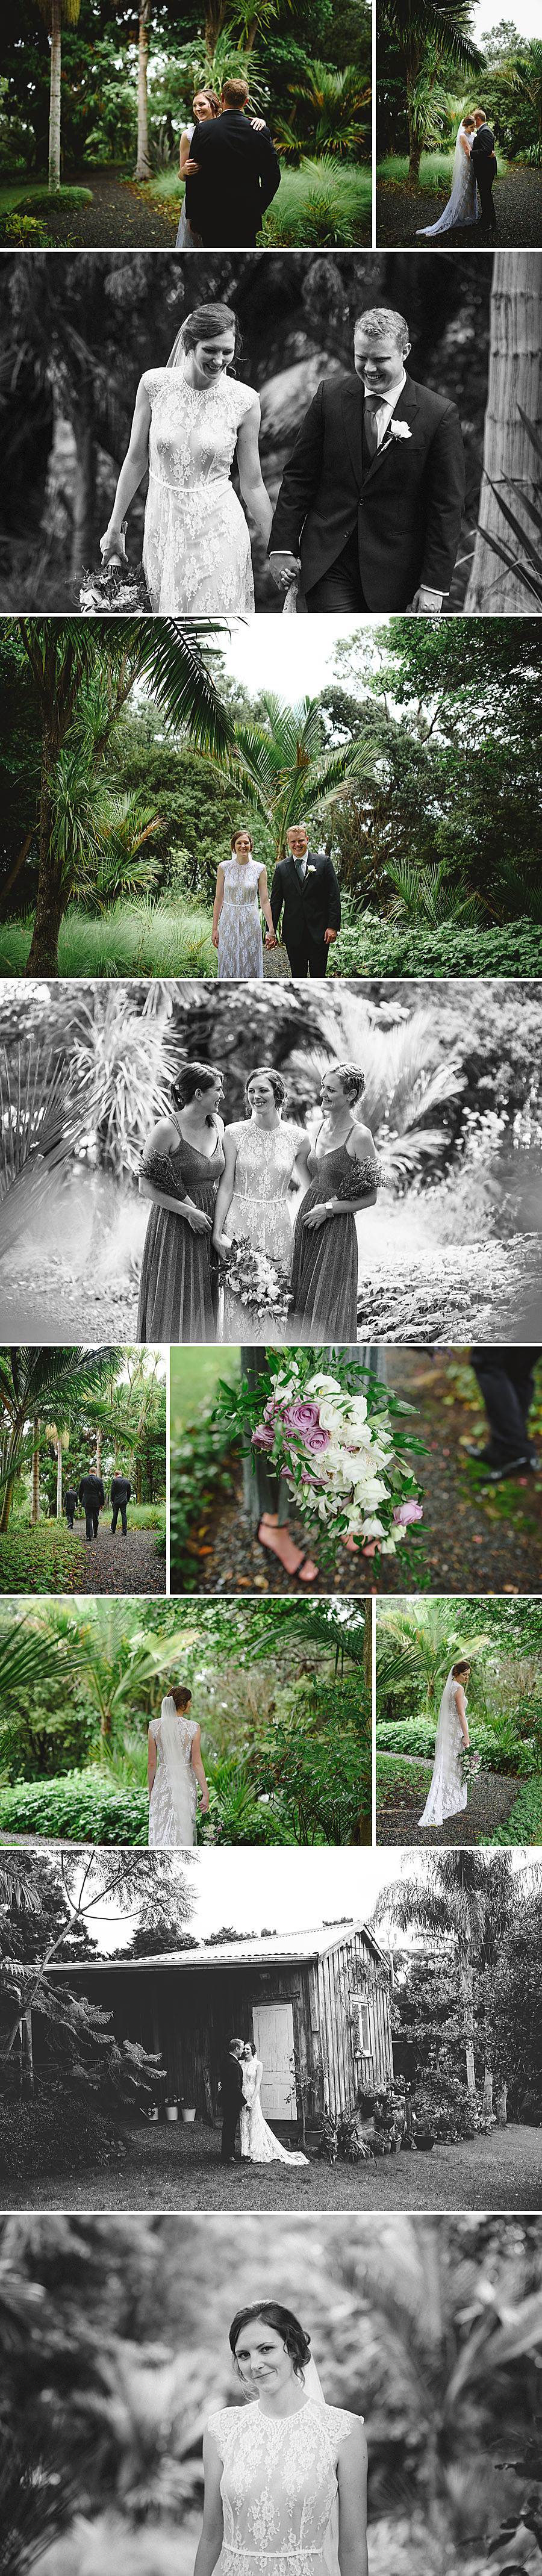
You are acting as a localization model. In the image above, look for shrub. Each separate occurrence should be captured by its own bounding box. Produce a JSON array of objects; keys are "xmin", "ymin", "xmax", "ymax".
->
[
  {"xmin": 376, "ymin": 1753, "xmax": 432, "ymax": 1805},
  {"xmin": 376, "ymin": 1716, "xmax": 535, "ymax": 1776},
  {"xmin": 412, "ymin": 2073, "xmax": 479, "ymax": 2141},
  {"xmin": 329, "ymin": 918, "xmax": 542, "ymax": 981},
  {"xmin": 0, "ymin": 1770, "xmax": 148, "ymax": 1843},
  {"xmin": 0, "ymin": 2091, "xmax": 122, "ymax": 2180},
  {"xmin": 5, "ymin": 212, "xmax": 48, "ymax": 243},
  {"xmin": 14, "ymin": 185, "xmax": 93, "ymax": 210},
  {"xmin": 481, "ymin": 1780, "xmax": 542, "ymax": 1846}
]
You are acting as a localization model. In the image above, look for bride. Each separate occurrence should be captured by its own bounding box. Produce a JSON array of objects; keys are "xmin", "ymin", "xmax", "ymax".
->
[
  {"xmin": 213, "ymin": 1068, "xmax": 312, "ymax": 1339},
  {"xmin": 196, "ymin": 2298, "xmax": 368, "ymax": 2576},
  {"xmin": 100, "ymin": 302, "xmax": 273, "ymax": 614},
  {"xmin": 148, "ymin": 1684, "xmax": 209, "ymax": 1846},
  {"xmin": 416, "ymin": 116, "xmax": 479, "ymax": 238},
  {"xmin": 419, "ymin": 1658, "xmax": 472, "ymax": 1829},
  {"xmin": 239, "ymin": 2042, "xmax": 309, "ymax": 2165}
]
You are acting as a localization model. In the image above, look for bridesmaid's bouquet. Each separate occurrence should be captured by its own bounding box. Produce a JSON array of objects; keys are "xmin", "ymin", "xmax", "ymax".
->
[
  {"xmin": 219, "ymin": 1237, "xmax": 293, "ymax": 1331},
  {"xmin": 215, "ymin": 1346, "xmax": 425, "ymax": 1567}
]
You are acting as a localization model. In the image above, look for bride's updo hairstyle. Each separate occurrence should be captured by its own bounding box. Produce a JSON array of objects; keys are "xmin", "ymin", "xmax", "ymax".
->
[
  {"xmin": 231, "ymin": 828, "xmax": 254, "ymax": 851},
  {"xmin": 452, "ymin": 1660, "xmax": 472, "ymax": 1680},
  {"xmin": 169, "ymin": 1684, "xmax": 192, "ymax": 1710},
  {"xmin": 167, "ymin": 304, "xmax": 242, "ymax": 370},
  {"xmin": 245, "ymin": 1069, "xmax": 287, "ymax": 1115},
  {"xmin": 171, "ymin": 1063, "xmax": 222, "ymax": 1122},
  {"xmin": 333, "ymin": 1063, "xmax": 366, "ymax": 1106},
  {"xmin": 229, "ymin": 2303, "xmax": 311, "ymax": 2380}
]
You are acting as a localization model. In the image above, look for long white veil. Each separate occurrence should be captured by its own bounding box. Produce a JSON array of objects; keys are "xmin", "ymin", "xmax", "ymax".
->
[
  {"xmin": 419, "ymin": 1668, "xmax": 464, "ymax": 1829},
  {"xmin": 304, "ymin": 2353, "xmax": 326, "ymax": 2406},
  {"xmin": 159, "ymin": 1693, "xmax": 195, "ymax": 1844}
]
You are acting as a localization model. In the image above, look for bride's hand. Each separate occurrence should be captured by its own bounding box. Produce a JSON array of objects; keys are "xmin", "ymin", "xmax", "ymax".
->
[
  {"xmin": 100, "ymin": 523, "xmax": 128, "ymax": 566},
  {"xmin": 213, "ymin": 1232, "xmax": 231, "ymax": 1257},
  {"xmin": 211, "ymin": 929, "xmax": 219, "ymax": 948}
]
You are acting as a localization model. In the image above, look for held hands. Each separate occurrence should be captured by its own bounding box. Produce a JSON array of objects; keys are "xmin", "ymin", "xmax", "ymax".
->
[
  {"xmin": 264, "ymin": 930, "xmax": 277, "ymax": 948},
  {"xmin": 269, "ymin": 550, "xmax": 302, "ymax": 593}
]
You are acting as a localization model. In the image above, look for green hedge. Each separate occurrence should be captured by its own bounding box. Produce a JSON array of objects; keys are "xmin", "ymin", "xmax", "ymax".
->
[
  {"xmin": 0, "ymin": 1770, "xmax": 148, "ymax": 1843},
  {"xmin": 480, "ymin": 1780, "xmax": 542, "ymax": 1846},
  {"xmin": 330, "ymin": 919, "xmax": 542, "ymax": 982},
  {"xmin": 376, "ymin": 1717, "xmax": 535, "ymax": 1776},
  {"xmin": 14, "ymin": 185, "xmax": 93, "ymax": 210},
  {"xmin": 0, "ymin": 2094, "xmax": 121, "ymax": 2180}
]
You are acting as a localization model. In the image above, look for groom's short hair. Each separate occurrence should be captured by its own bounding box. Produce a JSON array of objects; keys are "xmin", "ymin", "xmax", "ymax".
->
[
  {"xmin": 355, "ymin": 306, "xmax": 410, "ymax": 354},
  {"xmin": 473, "ymin": 107, "xmax": 487, "ymax": 121},
  {"xmin": 222, "ymin": 76, "xmax": 249, "ymax": 106}
]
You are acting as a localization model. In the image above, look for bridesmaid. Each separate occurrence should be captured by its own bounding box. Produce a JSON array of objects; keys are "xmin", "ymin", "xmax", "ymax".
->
[
  {"xmin": 290, "ymin": 1063, "xmax": 379, "ymax": 1341},
  {"xmin": 137, "ymin": 1062, "xmax": 225, "ymax": 1343},
  {"xmin": 212, "ymin": 827, "xmax": 276, "ymax": 980}
]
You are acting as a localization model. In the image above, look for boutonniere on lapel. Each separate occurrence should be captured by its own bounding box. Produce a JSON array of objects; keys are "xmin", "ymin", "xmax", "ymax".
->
[
  {"xmin": 388, "ymin": 421, "xmax": 412, "ymax": 441},
  {"xmin": 307, "ymin": 865, "xmax": 317, "ymax": 876}
]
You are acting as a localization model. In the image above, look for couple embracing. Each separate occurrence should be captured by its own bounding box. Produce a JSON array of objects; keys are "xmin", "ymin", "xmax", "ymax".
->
[{"xmin": 219, "ymin": 2037, "xmax": 308, "ymax": 2167}]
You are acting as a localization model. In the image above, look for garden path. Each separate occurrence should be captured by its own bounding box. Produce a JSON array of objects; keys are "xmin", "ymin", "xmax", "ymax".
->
[
  {"xmin": 376, "ymin": 1756, "xmax": 525, "ymax": 1844},
  {"xmin": 73, "ymin": 1526, "xmax": 166, "ymax": 1593},
  {"xmin": 1, "ymin": 170, "xmax": 179, "ymax": 247},
  {"xmin": 376, "ymin": 166, "xmax": 542, "ymax": 249}
]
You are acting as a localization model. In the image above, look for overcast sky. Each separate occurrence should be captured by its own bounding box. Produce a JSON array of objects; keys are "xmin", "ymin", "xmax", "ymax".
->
[
  {"xmin": 78, "ymin": 1845, "xmax": 535, "ymax": 1955},
  {"xmin": 212, "ymin": 618, "xmax": 382, "ymax": 702},
  {"xmin": 472, "ymin": 2, "xmax": 538, "ymax": 34}
]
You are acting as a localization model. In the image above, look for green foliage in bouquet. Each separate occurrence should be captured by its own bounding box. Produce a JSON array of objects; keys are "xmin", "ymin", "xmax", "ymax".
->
[{"xmin": 214, "ymin": 1347, "xmax": 425, "ymax": 1574}]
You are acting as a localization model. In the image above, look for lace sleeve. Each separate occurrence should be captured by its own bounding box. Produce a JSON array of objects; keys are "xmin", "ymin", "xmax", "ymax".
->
[
  {"xmin": 337, "ymin": 1157, "xmax": 382, "ymax": 1199},
  {"xmin": 140, "ymin": 1145, "xmax": 187, "ymax": 1202}
]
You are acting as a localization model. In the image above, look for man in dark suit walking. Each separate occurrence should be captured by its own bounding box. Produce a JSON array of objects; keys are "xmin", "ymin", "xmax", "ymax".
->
[
  {"xmin": 78, "ymin": 1470, "xmax": 105, "ymax": 1543},
  {"xmin": 466, "ymin": 1348, "xmax": 541, "ymax": 1478},
  {"xmin": 111, "ymin": 1473, "xmax": 131, "ymax": 1536},
  {"xmin": 269, "ymin": 304, "xmax": 465, "ymax": 614},
  {"xmin": 470, "ymin": 110, "xmax": 497, "ymax": 231},
  {"xmin": 267, "ymin": 822, "xmax": 341, "ymax": 977},
  {"xmin": 64, "ymin": 1486, "xmax": 78, "ymax": 1531},
  {"xmin": 219, "ymin": 2036, "xmax": 244, "ymax": 2162},
  {"xmin": 187, "ymin": 77, "xmax": 281, "ymax": 247}
]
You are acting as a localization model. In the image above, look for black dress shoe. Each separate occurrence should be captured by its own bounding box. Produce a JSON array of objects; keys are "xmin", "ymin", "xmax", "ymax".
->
[{"xmin": 464, "ymin": 1445, "xmax": 532, "ymax": 1481}]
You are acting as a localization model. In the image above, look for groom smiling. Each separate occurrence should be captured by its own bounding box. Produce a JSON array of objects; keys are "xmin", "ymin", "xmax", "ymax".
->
[{"xmin": 269, "ymin": 304, "xmax": 465, "ymax": 614}]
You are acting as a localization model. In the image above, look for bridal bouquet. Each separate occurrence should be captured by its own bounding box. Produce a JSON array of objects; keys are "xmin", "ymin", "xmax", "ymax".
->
[
  {"xmin": 79, "ymin": 560, "xmax": 151, "ymax": 616},
  {"xmin": 215, "ymin": 1346, "xmax": 425, "ymax": 1566},
  {"xmin": 461, "ymin": 1749, "xmax": 482, "ymax": 1782},
  {"xmin": 219, "ymin": 1237, "xmax": 293, "ymax": 1330}
]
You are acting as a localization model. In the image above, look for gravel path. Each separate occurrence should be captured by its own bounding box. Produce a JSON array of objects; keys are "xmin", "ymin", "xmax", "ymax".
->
[
  {"xmin": 376, "ymin": 164, "xmax": 542, "ymax": 248},
  {"xmin": 376, "ymin": 1761, "xmax": 525, "ymax": 1845},
  {"xmin": 76, "ymin": 1526, "xmax": 166, "ymax": 1593}
]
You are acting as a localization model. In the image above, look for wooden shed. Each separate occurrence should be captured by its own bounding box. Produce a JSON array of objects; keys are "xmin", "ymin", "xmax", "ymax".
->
[{"xmin": 47, "ymin": 1921, "xmax": 393, "ymax": 2135}]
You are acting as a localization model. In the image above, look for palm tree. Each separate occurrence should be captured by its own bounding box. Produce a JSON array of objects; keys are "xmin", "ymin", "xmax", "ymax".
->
[
  {"xmin": 276, "ymin": 61, "xmax": 370, "ymax": 158},
  {"xmin": 0, "ymin": 1349, "xmax": 117, "ymax": 1534},
  {"xmin": 135, "ymin": 0, "xmax": 152, "ymax": 180},
  {"xmin": 373, "ymin": 1852, "xmax": 519, "ymax": 2107},
  {"xmin": 8, "ymin": 620, "xmax": 235, "ymax": 977},
  {"xmin": 227, "ymin": 691, "xmax": 376, "ymax": 860},
  {"xmin": 376, "ymin": 1602, "xmax": 486, "ymax": 1717},
  {"xmin": 382, "ymin": 0, "xmax": 481, "ymax": 183},
  {"xmin": 33, "ymin": 0, "xmax": 81, "ymax": 193},
  {"xmin": 465, "ymin": 253, "xmax": 542, "ymax": 612}
]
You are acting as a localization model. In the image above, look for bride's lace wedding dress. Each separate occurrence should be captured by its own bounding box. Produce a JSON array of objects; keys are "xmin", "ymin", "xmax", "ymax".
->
[
  {"xmin": 419, "ymin": 1669, "xmax": 469, "ymax": 1828},
  {"xmin": 207, "ymin": 2393, "xmax": 360, "ymax": 2576},
  {"xmin": 416, "ymin": 125, "xmax": 479, "ymax": 237},
  {"xmin": 141, "ymin": 370, "xmax": 257, "ymax": 614},
  {"xmin": 148, "ymin": 1701, "xmax": 200, "ymax": 1847},
  {"xmin": 240, "ymin": 2058, "xmax": 308, "ymax": 2165},
  {"xmin": 220, "ymin": 1121, "xmax": 303, "ymax": 1339}
]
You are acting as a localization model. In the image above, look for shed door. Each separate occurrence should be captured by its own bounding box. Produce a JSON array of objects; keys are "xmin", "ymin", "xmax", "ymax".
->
[{"xmin": 252, "ymin": 2003, "xmax": 296, "ymax": 2118}]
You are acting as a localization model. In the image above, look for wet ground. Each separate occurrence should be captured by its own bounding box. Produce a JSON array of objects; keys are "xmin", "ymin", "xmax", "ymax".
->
[
  {"xmin": 376, "ymin": 1757, "xmax": 525, "ymax": 1844},
  {"xmin": 376, "ymin": 164, "xmax": 542, "ymax": 249},
  {"xmin": 72, "ymin": 1525, "xmax": 166, "ymax": 1593}
]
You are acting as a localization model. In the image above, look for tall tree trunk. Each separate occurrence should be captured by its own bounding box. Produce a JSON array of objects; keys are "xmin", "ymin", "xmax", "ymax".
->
[
  {"xmin": 459, "ymin": 1959, "xmax": 476, "ymax": 2097},
  {"xmin": 31, "ymin": 1420, "xmax": 40, "ymax": 1525},
  {"xmin": 56, "ymin": 1437, "xmax": 63, "ymax": 1520},
  {"xmin": 465, "ymin": 251, "xmax": 542, "ymax": 611},
  {"xmin": 363, "ymin": 1600, "xmax": 372, "ymax": 1694},
  {"xmin": 25, "ymin": 720, "xmax": 64, "ymax": 975},
  {"xmin": 482, "ymin": 2066, "xmax": 493, "ymax": 2116},
  {"xmin": 135, "ymin": 1, "xmax": 152, "ymax": 181},
  {"xmin": 48, "ymin": 0, "xmax": 63, "ymax": 193},
  {"xmin": 496, "ymin": 2079, "xmax": 508, "ymax": 2124}
]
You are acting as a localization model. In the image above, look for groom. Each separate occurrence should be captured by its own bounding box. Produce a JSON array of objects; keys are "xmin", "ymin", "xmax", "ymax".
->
[
  {"xmin": 269, "ymin": 304, "xmax": 466, "ymax": 613},
  {"xmin": 470, "ymin": 108, "xmax": 497, "ymax": 232},
  {"xmin": 267, "ymin": 822, "xmax": 341, "ymax": 977},
  {"xmin": 186, "ymin": 78, "xmax": 281, "ymax": 247},
  {"xmin": 219, "ymin": 2035, "xmax": 244, "ymax": 2163}
]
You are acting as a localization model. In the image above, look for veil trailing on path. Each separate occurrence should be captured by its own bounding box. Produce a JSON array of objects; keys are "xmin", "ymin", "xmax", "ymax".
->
[
  {"xmin": 416, "ymin": 123, "xmax": 479, "ymax": 238},
  {"xmin": 158, "ymin": 1693, "xmax": 195, "ymax": 1844},
  {"xmin": 419, "ymin": 1667, "xmax": 469, "ymax": 1829}
]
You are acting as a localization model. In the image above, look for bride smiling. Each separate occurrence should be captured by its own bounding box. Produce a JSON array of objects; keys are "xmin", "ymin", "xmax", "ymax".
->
[
  {"xmin": 195, "ymin": 2299, "xmax": 368, "ymax": 2576},
  {"xmin": 100, "ymin": 302, "xmax": 273, "ymax": 614}
]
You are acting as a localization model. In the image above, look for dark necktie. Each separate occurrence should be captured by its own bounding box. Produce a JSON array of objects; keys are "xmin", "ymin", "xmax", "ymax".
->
[{"xmin": 364, "ymin": 399, "xmax": 385, "ymax": 459}]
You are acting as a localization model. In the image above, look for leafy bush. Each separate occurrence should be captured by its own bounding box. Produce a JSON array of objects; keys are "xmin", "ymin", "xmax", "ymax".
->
[
  {"xmin": 5, "ymin": 212, "xmax": 48, "ymax": 243},
  {"xmin": 170, "ymin": 1405, "xmax": 239, "ymax": 1593},
  {"xmin": 14, "ymin": 185, "xmax": 93, "ymax": 210},
  {"xmin": 329, "ymin": 916, "xmax": 542, "ymax": 980},
  {"xmin": 0, "ymin": 2092, "xmax": 121, "ymax": 2180},
  {"xmin": 376, "ymin": 1716, "xmax": 535, "ymax": 1776},
  {"xmin": 0, "ymin": 1770, "xmax": 148, "ymax": 1843},
  {"xmin": 376, "ymin": 1753, "xmax": 432, "ymax": 1805},
  {"xmin": 481, "ymin": 1779, "xmax": 542, "ymax": 1846},
  {"xmin": 412, "ymin": 2073, "xmax": 479, "ymax": 2141}
]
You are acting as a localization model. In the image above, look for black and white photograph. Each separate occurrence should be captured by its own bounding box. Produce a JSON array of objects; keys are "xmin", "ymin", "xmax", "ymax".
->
[
  {"xmin": 375, "ymin": 1593, "xmax": 542, "ymax": 1846},
  {"xmin": 3, "ymin": 1844, "xmax": 542, "ymax": 2209},
  {"xmin": 1, "ymin": 976, "xmax": 541, "ymax": 1348},
  {"xmin": 0, "ymin": 1594, "xmax": 372, "ymax": 1850},
  {"xmin": 2, "ymin": 617, "xmax": 541, "ymax": 987},
  {"xmin": 2, "ymin": 250, "xmax": 542, "ymax": 617},
  {"xmin": 3, "ymin": 2208, "xmax": 542, "ymax": 2576}
]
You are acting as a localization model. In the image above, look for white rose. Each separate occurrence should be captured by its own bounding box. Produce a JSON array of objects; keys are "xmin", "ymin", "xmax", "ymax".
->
[
  {"xmin": 305, "ymin": 1373, "xmax": 341, "ymax": 1400},
  {"xmin": 359, "ymin": 1517, "xmax": 385, "ymax": 1538}
]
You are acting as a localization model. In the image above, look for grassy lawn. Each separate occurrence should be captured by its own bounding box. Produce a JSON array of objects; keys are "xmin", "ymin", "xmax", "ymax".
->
[
  {"xmin": 5, "ymin": 2117, "xmax": 541, "ymax": 2212},
  {"xmin": 0, "ymin": 900, "xmax": 217, "ymax": 981},
  {"xmin": 376, "ymin": 149, "xmax": 510, "ymax": 193}
]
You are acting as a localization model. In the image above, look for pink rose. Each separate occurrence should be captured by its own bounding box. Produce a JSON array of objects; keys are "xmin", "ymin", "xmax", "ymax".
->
[
  {"xmin": 281, "ymin": 1400, "xmax": 322, "ymax": 1431},
  {"xmin": 252, "ymin": 1423, "xmax": 275, "ymax": 1450},
  {"xmin": 301, "ymin": 1423, "xmax": 331, "ymax": 1454},
  {"xmin": 393, "ymin": 1500, "xmax": 423, "ymax": 1526}
]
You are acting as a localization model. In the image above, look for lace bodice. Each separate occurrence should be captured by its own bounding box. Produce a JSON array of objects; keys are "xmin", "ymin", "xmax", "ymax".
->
[
  {"xmin": 148, "ymin": 1712, "xmax": 199, "ymax": 1848},
  {"xmin": 142, "ymin": 370, "xmax": 257, "ymax": 496},
  {"xmin": 208, "ymin": 2398, "xmax": 360, "ymax": 2576},
  {"xmin": 222, "ymin": 857, "xmax": 262, "ymax": 912},
  {"xmin": 226, "ymin": 1121, "xmax": 302, "ymax": 1205},
  {"xmin": 218, "ymin": 859, "xmax": 264, "ymax": 981},
  {"xmin": 149, "ymin": 1711, "xmax": 199, "ymax": 1770}
]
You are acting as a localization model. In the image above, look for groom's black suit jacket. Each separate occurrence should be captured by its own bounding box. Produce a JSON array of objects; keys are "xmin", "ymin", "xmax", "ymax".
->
[
  {"xmin": 471, "ymin": 123, "xmax": 496, "ymax": 160},
  {"xmin": 269, "ymin": 370, "xmax": 466, "ymax": 609},
  {"xmin": 219, "ymin": 2051, "xmax": 243, "ymax": 2112},
  {"xmin": 78, "ymin": 1475, "xmax": 105, "ymax": 1512},
  {"xmin": 270, "ymin": 850, "xmax": 341, "ymax": 948},
  {"xmin": 187, "ymin": 111, "xmax": 281, "ymax": 246}
]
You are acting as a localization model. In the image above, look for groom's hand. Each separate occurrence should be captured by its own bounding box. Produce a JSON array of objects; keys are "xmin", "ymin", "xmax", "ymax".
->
[
  {"xmin": 411, "ymin": 586, "xmax": 444, "ymax": 614},
  {"xmin": 269, "ymin": 550, "xmax": 301, "ymax": 591},
  {"xmin": 324, "ymin": 927, "xmax": 337, "ymax": 945}
]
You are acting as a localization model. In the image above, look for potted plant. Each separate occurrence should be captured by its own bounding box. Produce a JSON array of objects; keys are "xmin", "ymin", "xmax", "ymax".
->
[
  {"xmin": 181, "ymin": 2097, "xmax": 196, "ymax": 2124},
  {"xmin": 148, "ymin": 2101, "xmax": 160, "ymax": 2124},
  {"xmin": 164, "ymin": 2097, "xmax": 179, "ymax": 2123}
]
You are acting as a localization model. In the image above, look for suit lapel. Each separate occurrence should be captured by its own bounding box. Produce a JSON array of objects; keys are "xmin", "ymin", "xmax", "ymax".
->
[{"xmin": 360, "ymin": 375, "xmax": 419, "ymax": 493}]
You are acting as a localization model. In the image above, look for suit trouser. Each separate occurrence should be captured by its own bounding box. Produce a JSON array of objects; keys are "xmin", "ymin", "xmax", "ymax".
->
[
  {"xmin": 84, "ymin": 1511, "xmax": 95, "ymax": 1542},
  {"xmin": 305, "ymin": 529, "xmax": 367, "ymax": 613},
  {"xmin": 284, "ymin": 936, "xmax": 329, "ymax": 978},
  {"xmin": 111, "ymin": 1504, "xmax": 128, "ymax": 1534},
  {"xmin": 476, "ymin": 165, "xmax": 497, "ymax": 228},
  {"xmin": 66, "ymin": 1508, "xmax": 75, "ymax": 1530},
  {"xmin": 471, "ymin": 1351, "xmax": 538, "ymax": 1461},
  {"xmin": 220, "ymin": 2103, "xmax": 240, "ymax": 2159}
]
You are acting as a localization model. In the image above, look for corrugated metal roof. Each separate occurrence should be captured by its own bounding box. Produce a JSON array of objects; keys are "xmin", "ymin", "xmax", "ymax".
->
[{"xmin": 49, "ymin": 1921, "xmax": 387, "ymax": 1975}]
